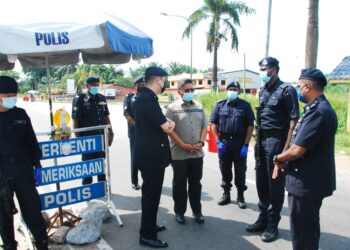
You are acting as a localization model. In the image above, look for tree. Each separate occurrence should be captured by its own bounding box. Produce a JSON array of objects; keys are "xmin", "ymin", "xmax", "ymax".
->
[
  {"xmin": 183, "ymin": 0, "xmax": 255, "ymax": 91},
  {"xmin": 23, "ymin": 68, "xmax": 47, "ymax": 90},
  {"xmin": 167, "ymin": 62, "xmax": 186, "ymax": 75},
  {"xmin": 305, "ymin": 0, "xmax": 319, "ymax": 68}
]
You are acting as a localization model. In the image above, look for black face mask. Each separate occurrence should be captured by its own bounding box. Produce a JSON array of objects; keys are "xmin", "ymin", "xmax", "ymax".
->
[{"xmin": 161, "ymin": 79, "xmax": 169, "ymax": 94}]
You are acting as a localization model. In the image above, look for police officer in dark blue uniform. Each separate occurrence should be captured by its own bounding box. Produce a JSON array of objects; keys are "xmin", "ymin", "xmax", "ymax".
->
[
  {"xmin": 272, "ymin": 68, "xmax": 337, "ymax": 250},
  {"xmin": 134, "ymin": 67, "xmax": 174, "ymax": 248},
  {"xmin": 210, "ymin": 81, "xmax": 255, "ymax": 209},
  {"xmin": 123, "ymin": 76, "xmax": 144, "ymax": 190},
  {"xmin": 246, "ymin": 57, "xmax": 299, "ymax": 242},
  {"xmin": 0, "ymin": 76, "xmax": 48, "ymax": 250},
  {"xmin": 72, "ymin": 76, "xmax": 114, "ymax": 185}
]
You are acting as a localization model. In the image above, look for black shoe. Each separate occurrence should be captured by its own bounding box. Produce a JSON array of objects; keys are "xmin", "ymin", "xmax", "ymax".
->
[
  {"xmin": 218, "ymin": 192, "xmax": 231, "ymax": 205},
  {"xmin": 132, "ymin": 184, "xmax": 141, "ymax": 190},
  {"xmin": 237, "ymin": 198, "xmax": 247, "ymax": 209},
  {"xmin": 139, "ymin": 238, "xmax": 168, "ymax": 248},
  {"xmin": 192, "ymin": 212, "xmax": 204, "ymax": 224},
  {"xmin": 175, "ymin": 214, "xmax": 185, "ymax": 224},
  {"xmin": 156, "ymin": 224, "xmax": 166, "ymax": 232},
  {"xmin": 262, "ymin": 226, "xmax": 279, "ymax": 242},
  {"xmin": 246, "ymin": 218, "xmax": 268, "ymax": 233}
]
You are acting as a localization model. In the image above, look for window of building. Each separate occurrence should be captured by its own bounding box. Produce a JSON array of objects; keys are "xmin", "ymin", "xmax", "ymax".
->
[
  {"xmin": 198, "ymin": 80, "xmax": 203, "ymax": 85},
  {"xmin": 171, "ymin": 81, "xmax": 175, "ymax": 86},
  {"xmin": 221, "ymin": 80, "xmax": 226, "ymax": 85},
  {"xmin": 207, "ymin": 80, "xmax": 212, "ymax": 85}
]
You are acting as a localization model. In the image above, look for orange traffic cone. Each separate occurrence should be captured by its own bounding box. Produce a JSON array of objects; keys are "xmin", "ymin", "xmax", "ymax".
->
[{"xmin": 206, "ymin": 124, "xmax": 218, "ymax": 153}]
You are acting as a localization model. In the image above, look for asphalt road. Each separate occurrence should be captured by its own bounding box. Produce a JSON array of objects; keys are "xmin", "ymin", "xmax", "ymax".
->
[{"xmin": 12, "ymin": 100, "xmax": 350, "ymax": 250}]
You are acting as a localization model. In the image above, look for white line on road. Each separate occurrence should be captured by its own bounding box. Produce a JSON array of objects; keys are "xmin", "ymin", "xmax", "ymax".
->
[{"xmin": 96, "ymin": 238, "xmax": 114, "ymax": 250}]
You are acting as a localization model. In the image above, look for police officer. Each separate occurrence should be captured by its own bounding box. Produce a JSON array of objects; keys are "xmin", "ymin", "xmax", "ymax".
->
[
  {"xmin": 72, "ymin": 76, "xmax": 114, "ymax": 185},
  {"xmin": 246, "ymin": 57, "xmax": 299, "ymax": 242},
  {"xmin": 133, "ymin": 67, "xmax": 175, "ymax": 248},
  {"xmin": 123, "ymin": 76, "xmax": 144, "ymax": 190},
  {"xmin": 0, "ymin": 76, "xmax": 48, "ymax": 250},
  {"xmin": 272, "ymin": 68, "xmax": 337, "ymax": 250},
  {"xmin": 210, "ymin": 81, "xmax": 255, "ymax": 209}
]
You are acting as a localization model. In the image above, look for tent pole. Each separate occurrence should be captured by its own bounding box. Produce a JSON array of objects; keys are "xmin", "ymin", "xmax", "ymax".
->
[{"xmin": 45, "ymin": 55, "xmax": 64, "ymax": 225}]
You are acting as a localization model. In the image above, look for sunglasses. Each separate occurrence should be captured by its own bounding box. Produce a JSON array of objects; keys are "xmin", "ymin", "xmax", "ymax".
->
[{"xmin": 184, "ymin": 88, "xmax": 195, "ymax": 93}]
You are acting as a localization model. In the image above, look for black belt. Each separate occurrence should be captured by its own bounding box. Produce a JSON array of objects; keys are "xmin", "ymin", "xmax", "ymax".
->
[
  {"xmin": 0, "ymin": 155, "xmax": 27, "ymax": 164},
  {"xmin": 219, "ymin": 133, "xmax": 245, "ymax": 140},
  {"xmin": 260, "ymin": 130, "xmax": 287, "ymax": 138}
]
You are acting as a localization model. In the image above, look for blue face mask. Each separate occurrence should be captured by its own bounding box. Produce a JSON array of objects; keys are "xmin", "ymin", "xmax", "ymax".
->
[
  {"xmin": 260, "ymin": 71, "xmax": 272, "ymax": 84},
  {"xmin": 1, "ymin": 97, "xmax": 17, "ymax": 109},
  {"xmin": 227, "ymin": 90, "xmax": 238, "ymax": 100},
  {"xmin": 182, "ymin": 92, "xmax": 194, "ymax": 102},
  {"xmin": 296, "ymin": 88, "xmax": 306, "ymax": 103},
  {"xmin": 89, "ymin": 86, "xmax": 99, "ymax": 95}
]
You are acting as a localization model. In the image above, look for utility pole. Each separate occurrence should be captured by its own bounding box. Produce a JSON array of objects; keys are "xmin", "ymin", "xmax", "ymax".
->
[{"xmin": 265, "ymin": 0, "xmax": 272, "ymax": 57}]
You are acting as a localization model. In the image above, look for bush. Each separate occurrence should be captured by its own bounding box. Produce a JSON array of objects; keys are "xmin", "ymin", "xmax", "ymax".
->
[{"xmin": 198, "ymin": 88, "xmax": 350, "ymax": 153}]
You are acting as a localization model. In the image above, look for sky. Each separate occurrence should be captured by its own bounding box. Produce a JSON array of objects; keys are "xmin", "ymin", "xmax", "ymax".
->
[{"xmin": 0, "ymin": 0, "xmax": 349, "ymax": 82}]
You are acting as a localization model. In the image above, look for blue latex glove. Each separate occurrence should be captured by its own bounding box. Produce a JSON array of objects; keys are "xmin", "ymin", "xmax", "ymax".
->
[
  {"xmin": 34, "ymin": 167, "xmax": 42, "ymax": 186},
  {"xmin": 240, "ymin": 144, "xmax": 249, "ymax": 158},
  {"xmin": 216, "ymin": 140, "xmax": 226, "ymax": 154}
]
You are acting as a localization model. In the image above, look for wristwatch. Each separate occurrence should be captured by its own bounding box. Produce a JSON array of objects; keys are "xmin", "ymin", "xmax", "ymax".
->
[{"xmin": 198, "ymin": 141, "xmax": 205, "ymax": 147}]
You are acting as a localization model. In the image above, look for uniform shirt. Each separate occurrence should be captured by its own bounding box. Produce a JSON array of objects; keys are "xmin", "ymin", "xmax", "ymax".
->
[
  {"xmin": 133, "ymin": 87, "xmax": 171, "ymax": 169},
  {"xmin": 72, "ymin": 92, "xmax": 109, "ymax": 136},
  {"xmin": 166, "ymin": 99, "xmax": 208, "ymax": 160},
  {"xmin": 0, "ymin": 107, "xmax": 41, "ymax": 167},
  {"xmin": 259, "ymin": 79, "xmax": 299, "ymax": 131},
  {"xmin": 210, "ymin": 98, "xmax": 255, "ymax": 138},
  {"xmin": 286, "ymin": 95, "xmax": 337, "ymax": 199}
]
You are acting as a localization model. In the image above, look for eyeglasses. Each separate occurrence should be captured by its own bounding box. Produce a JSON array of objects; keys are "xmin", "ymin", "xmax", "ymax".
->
[{"xmin": 184, "ymin": 88, "xmax": 195, "ymax": 93}]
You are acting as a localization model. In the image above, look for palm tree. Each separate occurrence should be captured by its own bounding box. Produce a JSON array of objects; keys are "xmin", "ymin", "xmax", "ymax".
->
[
  {"xmin": 167, "ymin": 62, "xmax": 186, "ymax": 75},
  {"xmin": 183, "ymin": 0, "xmax": 255, "ymax": 91},
  {"xmin": 305, "ymin": 0, "xmax": 319, "ymax": 68}
]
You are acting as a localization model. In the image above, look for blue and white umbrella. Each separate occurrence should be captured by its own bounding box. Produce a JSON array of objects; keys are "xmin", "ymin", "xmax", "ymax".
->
[{"xmin": 0, "ymin": 13, "xmax": 153, "ymax": 70}]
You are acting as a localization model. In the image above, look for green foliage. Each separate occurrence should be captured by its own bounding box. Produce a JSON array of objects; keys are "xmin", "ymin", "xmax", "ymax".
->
[{"xmin": 0, "ymin": 70, "xmax": 20, "ymax": 80}]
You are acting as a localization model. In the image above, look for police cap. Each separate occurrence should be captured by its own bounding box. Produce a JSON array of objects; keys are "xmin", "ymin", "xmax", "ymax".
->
[
  {"xmin": 133, "ymin": 76, "xmax": 144, "ymax": 85},
  {"xmin": 299, "ymin": 68, "xmax": 327, "ymax": 88},
  {"xmin": 144, "ymin": 66, "xmax": 168, "ymax": 82},
  {"xmin": 177, "ymin": 78, "xmax": 193, "ymax": 89},
  {"xmin": 259, "ymin": 57, "xmax": 279, "ymax": 68},
  {"xmin": 86, "ymin": 76, "xmax": 100, "ymax": 84},
  {"xmin": 0, "ymin": 76, "xmax": 18, "ymax": 93},
  {"xmin": 226, "ymin": 81, "xmax": 240, "ymax": 90}
]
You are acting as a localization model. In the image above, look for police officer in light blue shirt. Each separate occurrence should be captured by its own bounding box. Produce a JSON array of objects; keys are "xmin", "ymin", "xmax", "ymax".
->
[{"xmin": 210, "ymin": 81, "xmax": 255, "ymax": 209}]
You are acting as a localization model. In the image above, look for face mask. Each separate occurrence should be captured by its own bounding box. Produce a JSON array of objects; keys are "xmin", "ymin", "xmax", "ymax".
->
[
  {"xmin": 227, "ymin": 90, "xmax": 238, "ymax": 100},
  {"xmin": 1, "ymin": 97, "xmax": 17, "ymax": 109},
  {"xmin": 260, "ymin": 70, "xmax": 272, "ymax": 84},
  {"xmin": 159, "ymin": 79, "xmax": 169, "ymax": 94},
  {"xmin": 182, "ymin": 92, "xmax": 194, "ymax": 102},
  {"xmin": 296, "ymin": 88, "xmax": 306, "ymax": 103},
  {"xmin": 89, "ymin": 86, "xmax": 99, "ymax": 95}
]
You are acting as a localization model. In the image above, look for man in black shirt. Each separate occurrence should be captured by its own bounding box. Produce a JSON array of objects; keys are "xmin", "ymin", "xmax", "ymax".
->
[
  {"xmin": 0, "ymin": 76, "xmax": 48, "ymax": 250},
  {"xmin": 72, "ymin": 76, "xmax": 114, "ymax": 185},
  {"xmin": 133, "ymin": 67, "xmax": 174, "ymax": 248},
  {"xmin": 123, "ymin": 76, "xmax": 144, "ymax": 190},
  {"xmin": 273, "ymin": 68, "xmax": 337, "ymax": 250}
]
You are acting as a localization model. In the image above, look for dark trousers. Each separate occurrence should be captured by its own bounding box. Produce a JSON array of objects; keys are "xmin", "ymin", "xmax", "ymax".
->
[
  {"xmin": 139, "ymin": 168, "xmax": 165, "ymax": 240},
  {"xmin": 82, "ymin": 152, "xmax": 106, "ymax": 185},
  {"xmin": 128, "ymin": 131, "xmax": 139, "ymax": 186},
  {"xmin": 172, "ymin": 158, "xmax": 203, "ymax": 215},
  {"xmin": 0, "ymin": 169, "xmax": 47, "ymax": 248},
  {"xmin": 255, "ymin": 136, "xmax": 286, "ymax": 227},
  {"xmin": 219, "ymin": 139, "xmax": 247, "ymax": 193},
  {"xmin": 288, "ymin": 194, "xmax": 323, "ymax": 250}
]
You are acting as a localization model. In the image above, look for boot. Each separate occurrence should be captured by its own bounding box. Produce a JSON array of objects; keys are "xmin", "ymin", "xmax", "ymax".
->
[
  {"xmin": 237, "ymin": 191, "xmax": 247, "ymax": 209},
  {"xmin": 217, "ymin": 191, "xmax": 231, "ymax": 205}
]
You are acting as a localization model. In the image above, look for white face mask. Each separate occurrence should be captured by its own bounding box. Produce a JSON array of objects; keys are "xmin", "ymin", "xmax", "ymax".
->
[
  {"xmin": 1, "ymin": 97, "xmax": 17, "ymax": 109},
  {"xmin": 227, "ymin": 90, "xmax": 238, "ymax": 100}
]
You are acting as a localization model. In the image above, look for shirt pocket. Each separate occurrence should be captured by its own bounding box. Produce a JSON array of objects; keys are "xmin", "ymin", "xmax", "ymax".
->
[{"xmin": 267, "ymin": 95, "xmax": 279, "ymax": 107}]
